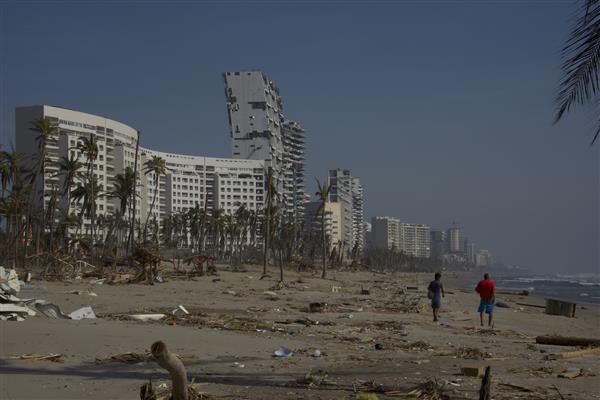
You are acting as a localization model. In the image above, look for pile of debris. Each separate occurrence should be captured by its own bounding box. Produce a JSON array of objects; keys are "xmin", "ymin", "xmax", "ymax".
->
[
  {"xmin": 0, "ymin": 267, "xmax": 36, "ymax": 321},
  {"xmin": 453, "ymin": 346, "xmax": 493, "ymax": 360}
]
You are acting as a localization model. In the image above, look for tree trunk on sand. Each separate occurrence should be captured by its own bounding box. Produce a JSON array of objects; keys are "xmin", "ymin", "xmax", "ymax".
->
[
  {"xmin": 150, "ymin": 341, "xmax": 188, "ymax": 400},
  {"xmin": 479, "ymin": 366, "xmax": 491, "ymax": 400},
  {"xmin": 536, "ymin": 335, "xmax": 600, "ymax": 347}
]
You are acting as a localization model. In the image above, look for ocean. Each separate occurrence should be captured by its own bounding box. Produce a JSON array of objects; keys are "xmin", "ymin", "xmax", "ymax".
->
[{"xmin": 463, "ymin": 271, "xmax": 600, "ymax": 306}]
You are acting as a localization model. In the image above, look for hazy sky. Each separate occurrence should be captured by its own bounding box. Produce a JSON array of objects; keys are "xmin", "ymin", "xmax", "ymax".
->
[{"xmin": 1, "ymin": 1, "xmax": 598, "ymax": 273}]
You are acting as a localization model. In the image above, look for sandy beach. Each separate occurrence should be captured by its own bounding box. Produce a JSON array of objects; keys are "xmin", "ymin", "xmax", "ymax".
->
[{"xmin": 1, "ymin": 265, "xmax": 599, "ymax": 400}]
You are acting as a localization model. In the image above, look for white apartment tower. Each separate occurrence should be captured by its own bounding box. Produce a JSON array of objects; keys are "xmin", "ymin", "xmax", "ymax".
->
[
  {"xmin": 370, "ymin": 216, "xmax": 430, "ymax": 258},
  {"xmin": 328, "ymin": 169, "xmax": 364, "ymax": 257},
  {"xmin": 223, "ymin": 71, "xmax": 306, "ymax": 223},
  {"xmin": 15, "ymin": 105, "xmax": 264, "ymax": 239}
]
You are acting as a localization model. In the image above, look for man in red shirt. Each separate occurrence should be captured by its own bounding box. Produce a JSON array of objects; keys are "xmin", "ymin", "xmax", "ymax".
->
[{"xmin": 475, "ymin": 273, "xmax": 496, "ymax": 327}]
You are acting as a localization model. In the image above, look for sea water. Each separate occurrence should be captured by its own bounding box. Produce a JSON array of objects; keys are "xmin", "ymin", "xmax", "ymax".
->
[{"xmin": 465, "ymin": 272, "xmax": 600, "ymax": 305}]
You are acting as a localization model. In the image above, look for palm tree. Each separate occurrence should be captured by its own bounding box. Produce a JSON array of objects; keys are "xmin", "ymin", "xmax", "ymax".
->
[
  {"xmin": 110, "ymin": 167, "xmax": 136, "ymax": 253},
  {"xmin": 56, "ymin": 155, "xmax": 83, "ymax": 220},
  {"xmin": 76, "ymin": 135, "xmax": 99, "ymax": 242},
  {"xmin": 315, "ymin": 177, "xmax": 331, "ymax": 278},
  {"xmin": 143, "ymin": 155, "xmax": 168, "ymax": 241},
  {"xmin": 71, "ymin": 176, "xmax": 103, "ymax": 239},
  {"xmin": 262, "ymin": 169, "xmax": 278, "ymax": 277},
  {"xmin": 555, "ymin": 0, "xmax": 600, "ymax": 144}
]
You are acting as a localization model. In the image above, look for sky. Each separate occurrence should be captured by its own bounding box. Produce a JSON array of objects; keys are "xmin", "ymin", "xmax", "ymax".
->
[{"xmin": 0, "ymin": 1, "xmax": 598, "ymax": 274}]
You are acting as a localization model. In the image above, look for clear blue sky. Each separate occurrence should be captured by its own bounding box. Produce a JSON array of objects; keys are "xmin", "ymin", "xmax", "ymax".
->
[{"xmin": 1, "ymin": 1, "xmax": 598, "ymax": 273}]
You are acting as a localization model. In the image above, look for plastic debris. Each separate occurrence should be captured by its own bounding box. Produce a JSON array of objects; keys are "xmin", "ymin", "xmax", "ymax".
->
[
  {"xmin": 313, "ymin": 349, "xmax": 322, "ymax": 357},
  {"xmin": 8, "ymin": 353, "xmax": 64, "ymax": 362},
  {"xmin": 496, "ymin": 301, "xmax": 509, "ymax": 308},
  {"xmin": 172, "ymin": 305, "xmax": 189, "ymax": 316},
  {"xmin": 274, "ymin": 347, "xmax": 293, "ymax": 357},
  {"xmin": 0, "ymin": 267, "xmax": 20, "ymax": 294},
  {"xmin": 35, "ymin": 303, "xmax": 71, "ymax": 319},
  {"xmin": 69, "ymin": 306, "xmax": 96, "ymax": 320},
  {"xmin": 128, "ymin": 314, "xmax": 166, "ymax": 322}
]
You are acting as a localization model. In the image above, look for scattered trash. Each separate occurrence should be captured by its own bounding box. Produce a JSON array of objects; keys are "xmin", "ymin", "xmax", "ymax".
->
[
  {"xmin": 309, "ymin": 302, "xmax": 326, "ymax": 313},
  {"xmin": 539, "ymin": 348, "xmax": 553, "ymax": 354},
  {"xmin": 89, "ymin": 278, "xmax": 106, "ymax": 285},
  {"xmin": 274, "ymin": 347, "xmax": 293, "ymax": 357},
  {"xmin": 546, "ymin": 347, "xmax": 600, "ymax": 360},
  {"xmin": 8, "ymin": 353, "xmax": 64, "ymax": 363},
  {"xmin": 224, "ymin": 290, "xmax": 237, "ymax": 296},
  {"xmin": 263, "ymin": 290, "xmax": 278, "ymax": 299},
  {"xmin": 0, "ymin": 304, "xmax": 36, "ymax": 316},
  {"xmin": 331, "ymin": 285, "xmax": 341, "ymax": 293},
  {"xmin": 296, "ymin": 369, "xmax": 329, "ymax": 386},
  {"xmin": 453, "ymin": 346, "xmax": 493, "ymax": 360},
  {"xmin": 0, "ymin": 267, "xmax": 20, "ymax": 294},
  {"xmin": 69, "ymin": 306, "xmax": 96, "ymax": 320},
  {"xmin": 374, "ymin": 343, "xmax": 384, "ymax": 350},
  {"xmin": 558, "ymin": 368, "xmax": 582, "ymax": 379},
  {"xmin": 157, "ymin": 383, "xmax": 168, "ymax": 389},
  {"xmin": 35, "ymin": 303, "xmax": 71, "ymax": 319},
  {"xmin": 495, "ymin": 301, "xmax": 509, "ymax": 308},
  {"xmin": 62, "ymin": 290, "xmax": 97, "ymax": 297},
  {"xmin": 94, "ymin": 352, "xmax": 150, "ymax": 364},
  {"xmin": 462, "ymin": 365, "xmax": 484, "ymax": 377},
  {"xmin": 172, "ymin": 305, "xmax": 189, "ymax": 316},
  {"xmin": 360, "ymin": 286, "xmax": 370, "ymax": 295},
  {"xmin": 128, "ymin": 314, "xmax": 166, "ymax": 322},
  {"xmin": 19, "ymin": 283, "xmax": 47, "ymax": 291},
  {"xmin": 232, "ymin": 361, "xmax": 245, "ymax": 368},
  {"xmin": 313, "ymin": 349, "xmax": 322, "ymax": 357},
  {"xmin": 356, "ymin": 394, "xmax": 379, "ymax": 400}
]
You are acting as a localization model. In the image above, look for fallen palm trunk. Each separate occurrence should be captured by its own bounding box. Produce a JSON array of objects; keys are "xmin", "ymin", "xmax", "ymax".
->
[
  {"xmin": 479, "ymin": 366, "xmax": 491, "ymax": 400},
  {"xmin": 151, "ymin": 341, "xmax": 188, "ymax": 400},
  {"xmin": 535, "ymin": 335, "xmax": 600, "ymax": 347}
]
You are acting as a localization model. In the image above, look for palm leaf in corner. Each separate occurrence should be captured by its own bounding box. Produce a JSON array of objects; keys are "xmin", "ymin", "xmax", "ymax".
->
[{"xmin": 554, "ymin": 0, "xmax": 600, "ymax": 145}]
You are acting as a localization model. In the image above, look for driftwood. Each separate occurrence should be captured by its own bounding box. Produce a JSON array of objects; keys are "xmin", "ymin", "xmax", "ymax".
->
[
  {"xmin": 536, "ymin": 335, "xmax": 600, "ymax": 347},
  {"xmin": 150, "ymin": 341, "xmax": 188, "ymax": 400},
  {"xmin": 546, "ymin": 347, "xmax": 600, "ymax": 360},
  {"xmin": 479, "ymin": 366, "xmax": 491, "ymax": 400}
]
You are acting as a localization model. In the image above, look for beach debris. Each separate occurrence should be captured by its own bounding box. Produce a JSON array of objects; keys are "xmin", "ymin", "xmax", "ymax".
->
[
  {"xmin": 546, "ymin": 346, "xmax": 600, "ymax": 360},
  {"xmin": 535, "ymin": 335, "xmax": 600, "ymax": 347},
  {"xmin": 35, "ymin": 302, "xmax": 71, "ymax": 319},
  {"xmin": 19, "ymin": 283, "xmax": 47, "ymax": 291},
  {"xmin": 313, "ymin": 349, "xmax": 322, "ymax": 357},
  {"xmin": 400, "ymin": 379, "xmax": 448, "ymax": 399},
  {"xmin": 399, "ymin": 341, "xmax": 434, "ymax": 351},
  {"xmin": 129, "ymin": 314, "xmax": 166, "ymax": 322},
  {"xmin": 360, "ymin": 286, "xmax": 370, "ymax": 295},
  {"xmin": 172, "ymin": 305, "xmax": 189, "ymax": 316},
  {"xmin": 508, "ymin": 366, "xmax": 553, "ymax": 376},
  {"xmin": 263, "ymin": 290, "xmax": 279, "ymax": 299},
  {"xmin": 558, "ymin": 368, "xmax": 582, "ymax": 379},
  {"xmin": 0, "ymin": 267, "xmax": 20, "ymax": 294},
  {"xmin": 331, "ymin": 285, "xmax": 341, "ymax": 293},
  {"xmin": 296, "ymin": 369, "xmax": 330, "ymax": 386},
  {"xmin": 223, "ymin": 290, "xmax": 237, "ymax": 296},
  {"xmin": 462, "ymin": 365, "xmax": 484, "ymax": 377},
  {"xmin": 516, "ymin": 302, "xmax": 545, "ymax": 309},
  {"xmin": 69, "ymin": 306, "xmax": 96, "ymax": 320},
  {"xmin": 356, "ymin": 394, "xmax": 379, "ymax": 400},
  {"xmin": 374, "ymin": 342, "xmax": 385, "ymax": 350},
  {"xmin": 539, "ymin": 348, "xmax": 553, "ymax": 354},
  {"xmin": 62, "ymin": 289, "xmax": 98, "ymax": 296},
  {"xmin": 453, "ymin": 346, "xmax": 493, "ymax": 360},
  {"xmin": 495, "ymin": 301, "xmax": 509, "ymax": 308},
  {"xmin": 149, "ymin": 341, "xmax": 188, "ymax": 400},
  {"xmin": 479, "ymin": 366, "xmax": 492, "ymax": 400},
  {"xmin": 497, "ymin": 383, "xmax": 535, "ymax": 393},
  {"xmin": 232, "ymin": 361, "xmax": 245, "ymax": 368},
  {"xmin": 545, "ymin": 298, "xmax": 576, "ymax": 317},
  {"xmin": 309, "ymin": 302, "xmax": 326, "ymax": 313},
  {"xmin": 95, "ymin": 352, "xmax": 150, "ymax": 364},
  {"xmin": 0, "ymin": 304, "xmax": 36, "ymax": 316},
  {"xmin": 274, "ymin": 347, "xmax": 293, "ymax": 357},
  {"xmin": 8, "ymin": 353, "xmax": 64, "ymax": 362}
]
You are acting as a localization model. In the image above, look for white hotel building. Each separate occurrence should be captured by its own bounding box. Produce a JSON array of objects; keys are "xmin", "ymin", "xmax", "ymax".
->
[{"xmin": 16, "ymin": 105, "xmax": 264, "ymax": 236}]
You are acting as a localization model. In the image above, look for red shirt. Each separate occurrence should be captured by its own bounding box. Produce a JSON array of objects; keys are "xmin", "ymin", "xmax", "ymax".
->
[{"xmin": 476, "ymin": 279, "xmax": 495, "ymax": 301}]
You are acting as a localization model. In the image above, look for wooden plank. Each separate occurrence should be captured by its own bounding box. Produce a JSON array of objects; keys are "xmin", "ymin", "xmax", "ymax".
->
[
  {"xmin": 545, "ymin": 298, "xmax": 576, "ymax": 318},
  {"xmin": 546, "ymin": 347, "xmax": 600, "ymax": 360},
  {"xmin": 536, "ymin": 335, "xmax": 600, "ymax": 347},
  {"xmin": 516, "ymin": 302, "xmax": 545, "ymax": 309}
]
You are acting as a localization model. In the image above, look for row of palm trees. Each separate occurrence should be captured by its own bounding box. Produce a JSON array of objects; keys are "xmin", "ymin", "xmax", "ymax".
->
[{"xmin": 0, "ymin": 118, "xmax": 337, "ymax": 280}]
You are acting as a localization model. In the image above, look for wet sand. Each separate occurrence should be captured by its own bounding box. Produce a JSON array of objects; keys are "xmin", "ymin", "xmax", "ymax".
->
[{"xmin": 1, "ymin": 265, "xmax": 599, "ymax": 399}]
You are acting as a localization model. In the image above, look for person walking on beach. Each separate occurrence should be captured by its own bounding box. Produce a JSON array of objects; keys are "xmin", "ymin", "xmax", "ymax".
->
[
  {"xmin": 427, "ymin": 272, "xmax": 445, "ymax": 322},
  {"xmin": 476, "ymin": 273, "xmax": 496, "ymax": 327}
]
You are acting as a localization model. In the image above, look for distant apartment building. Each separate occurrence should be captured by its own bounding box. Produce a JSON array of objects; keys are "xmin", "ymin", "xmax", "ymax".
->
[
  {"xmin": 475, "ymin": 249, "xmax": 492, "ymax": 267},
  {"xmin": 400, "ymin": 223, "xmax": 431, "ymax": 259},
  {"xmin": 363, "ymin": 222, "xmax": 372, "ymax": 249},
  {"xmin": 223, "ymin": 70, "xmax": 306, "ymax": 223},
  {"xmin": 430, "ymin": 229, "xmax": 446, "ymax": 260},
  {"xmin": 328, "ymin": 169, "xmax": 364, "ymax": 257},
  {"xmin": 371, "ymin": 216, "xmax": 401, "ymax": 251},
  {"xmin": 369, "ymin": 216, "xmax": 430, "ymax": 258},
  {"xmin": 15, "ymin": 105, "xmax": 264, "ymax": 237},
  {"xmin": 446, "ymin": 224, "xmax": 463, "ymax": 253},
  {"xmin": 305, "ymin": 201, "xmax": 344, "ymax": 251}
]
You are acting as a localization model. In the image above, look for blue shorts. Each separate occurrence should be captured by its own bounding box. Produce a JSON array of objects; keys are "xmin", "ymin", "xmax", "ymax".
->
[
  {"xmin": 478, "ymin": 300, "xmax": 494, "ymax": 314},
  {"xmin": 431, "ymin": 297, "xmax": 442, "ymax": 309}
]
